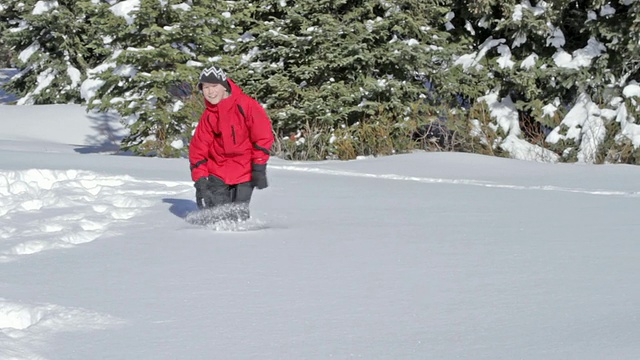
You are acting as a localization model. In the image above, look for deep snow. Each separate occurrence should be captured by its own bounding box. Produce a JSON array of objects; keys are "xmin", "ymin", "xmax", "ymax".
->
[{"xmin": 1, "ymin": 104, "xmax": 640, "ymax": 359}]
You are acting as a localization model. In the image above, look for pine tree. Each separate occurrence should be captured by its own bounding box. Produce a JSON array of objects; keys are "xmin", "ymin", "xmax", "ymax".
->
[
  {"xmin": 0, "ymin": 2, "xmax": 15, "ymax": 67},
  {"xmin": 229, "ymin": 0, "xmax": 462, "ymax": 159},
  {"xmin": 446, "ymin": 0, "xmax": 572, "ymax": 126},
  {"xmin": 85, "ymin": 0, "xmax": 243, "ymax": 157},
  {"xmin": 566, "ymin": 0, "xmax": 640, "ymax": 163},
  {"xmin": 4, "ymin": 0, "xmax": 638, "ymax": 162},
  {"xmin": 446, "ymin": 0, "xmax": 640, "ymax": 162},
  {"xmin": 1, "ymin": 0, "xmax": 110, "ymax": 104}
]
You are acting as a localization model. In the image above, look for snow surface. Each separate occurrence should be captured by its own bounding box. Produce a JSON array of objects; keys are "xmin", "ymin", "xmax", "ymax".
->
[{"xmin": 2, "ymin": 101, "xmax": 640, "ymax": 359}]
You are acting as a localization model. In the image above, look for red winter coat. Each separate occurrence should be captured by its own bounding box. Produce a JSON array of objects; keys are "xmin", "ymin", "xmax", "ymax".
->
[{"xmin": 189, "ymin": 79, "xmax": 274, "ymax": 185}]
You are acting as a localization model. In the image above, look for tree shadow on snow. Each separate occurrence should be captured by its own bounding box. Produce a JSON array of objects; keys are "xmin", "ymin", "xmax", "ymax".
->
[
  {"xmin": 0, "ymin": 69, "xmax": 18, "ymax": 104},
  {"xmin": 163, "ymin": 198, "xmax": 197, "ymax": 219},
  {"xmin": 74, "ymin": 110, "xmax": 130, "ymax": 155}
]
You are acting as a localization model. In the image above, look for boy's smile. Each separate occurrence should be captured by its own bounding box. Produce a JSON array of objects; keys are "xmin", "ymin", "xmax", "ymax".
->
[{"xmin": 201, "ymin": 83, "xmax": 228, "ymax": 104}]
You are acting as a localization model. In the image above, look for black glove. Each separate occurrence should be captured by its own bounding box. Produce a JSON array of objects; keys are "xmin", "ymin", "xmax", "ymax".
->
[
  {"xmin": 251, "ymin": 164, "xmax": 268, "ymax": 189},
  {"xmin": 194, "ymin": 177, "xmax": 212, "ymax": 209}
]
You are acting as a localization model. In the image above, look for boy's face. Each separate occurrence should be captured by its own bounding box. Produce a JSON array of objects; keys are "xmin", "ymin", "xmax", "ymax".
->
[{"xmin": 201, "ymin": 83, "xmax": 228, "ymax": 104}]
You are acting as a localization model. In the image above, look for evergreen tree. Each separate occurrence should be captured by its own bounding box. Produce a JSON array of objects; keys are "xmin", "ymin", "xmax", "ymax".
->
[
  {"xmin": 1, "ymin": 0, "xmax": 111, "ymax": 104},
  {"xmin": 447, "ymin": 0, "xmax": 573, "ymax": 127},
  {"xmin": 447, "ymin": 0, "xmax": 640, "ymax": 162},
  {"xmin": 85, "ymin": 0, "xmax": 243, "ymax": 157},
  {"xmin": 230, "ymin": 0, "xmax": 461, "ymax": 159},
  {"xmin": 0, "ymin": 2, "xmax": 15, "ymax": 67},
  {"xmin": 4, "ymin": 0, "xmax": 639, "ymax": 163}
]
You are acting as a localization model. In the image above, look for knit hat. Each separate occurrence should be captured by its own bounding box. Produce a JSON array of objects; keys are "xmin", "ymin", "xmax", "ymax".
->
[{"xmin": 197, "ymin": 65, "xmax": 231, "ymax": 93}]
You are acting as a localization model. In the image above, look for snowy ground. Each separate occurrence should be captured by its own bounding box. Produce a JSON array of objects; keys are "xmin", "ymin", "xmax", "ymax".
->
[{"xmin": 1, "ymin": 103, "xmax": 640, "ymax": 359}]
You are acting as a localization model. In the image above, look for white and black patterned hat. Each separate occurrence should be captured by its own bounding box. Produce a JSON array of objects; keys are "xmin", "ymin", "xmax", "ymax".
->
[{"xmin": 197, "ymin": 65, "xmax": 231, "ymax": 92}]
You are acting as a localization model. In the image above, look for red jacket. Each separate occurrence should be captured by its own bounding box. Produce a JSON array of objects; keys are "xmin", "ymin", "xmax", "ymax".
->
[{"xmin": 189, "ymin": 79, "xmax": 274, "ymax": 184}]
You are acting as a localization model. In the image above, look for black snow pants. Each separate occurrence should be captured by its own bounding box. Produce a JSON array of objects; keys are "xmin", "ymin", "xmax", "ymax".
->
[{"xmin": 203, "ymin": 175, "xmax": 253, "ymax": 221}]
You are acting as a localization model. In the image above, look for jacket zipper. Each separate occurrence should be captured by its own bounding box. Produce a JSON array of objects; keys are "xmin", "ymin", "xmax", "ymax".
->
[{"xmin": 231, "ymin": 125, "xmax": 236, "ymax": 144}]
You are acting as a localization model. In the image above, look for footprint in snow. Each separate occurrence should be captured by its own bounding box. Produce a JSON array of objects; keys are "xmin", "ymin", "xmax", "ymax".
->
[
  {"xmin": 0, "ymin": 169, "xmax": 188, "ymax": 260},
  {"xmin": 0, "ymin": 298, "xmax": 125, "ymax": 359}
]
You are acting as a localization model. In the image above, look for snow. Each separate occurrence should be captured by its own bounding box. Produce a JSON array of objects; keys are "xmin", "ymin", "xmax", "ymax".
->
[
  {"xmin": 172, "ymin": 100, "xmax": 184, "ymax": 112},
  {"xmin": 512, "ymin": 31, "xmax": 527, "ymax": 48},
  {"xmin": 8, "ymin": 20, "xmax": 29, "ymax": 33},
  {"xmin": 113, "ymin": 64, "xmax": 137, "ymax": 78},
  {"xmin": 514, "ymin": 0, "xmax": 547, "ymax": 19},
  {"xmin": 455, "ymin": 37, "xmax": 506, "ymax": 71},
  {"xmin": 403, "ymin": 38, "xmax": 419, "ymax": 46},
  {"xmin": 496, "ymin": 45, "xmax": 515, "ymax": 69},
  {"xmin": 32, "ymin": 69, "xmax": 57, "ymax": 98},
  {"xmin": 542, "ymin": 102, "xmax": 558, "ymax": 117},
  {"xmin": 0, "ymin": 104, "xmax": 126, "ymax": 147},
  {"xmin": 109, "ymin": 0, "xmax": 140, "ymax": 25},
  {"xmin": 66, "ymin": 65, "xmax": 82, "ymax": 88},
  {"xmin": 16, "ymin": 68, "xmax": 57, "ymax": 106},
  {"xmin": 477, "ymin": 16, "xmax": 489, "ymax": 28},
  {"xmin": 512, "ymin": 4, "xmax": 524, "ymax": 21},
  {"xmin": 520, "ymin": 88, "xmax": 640, "ymax": 155},
  {"xmin": 185, "ymin": 60, "xmax": 203, "ymax": 67},
  {"xmin": 479, "ymin": 92, "xmax": 521, "ymax": 137},
  {"xmin": 553, "ymin": 37, "xmax": 606, "ymax": 69},
  {"xmin": 18, "ymin": 42, "xmax": 41, "ymax": 64},
  {"xmin": 80, "ymin": 78, "xmax": 106, "ymax": 103},
  {"xmin": 464, "ymin": 20, "xmax": 475, "ymax": 35},
  {"xmin": 3, "ymin": 98, "xmax": 640, "ymax": 359},
  {"xmin": 546, "ymin": 94, "xmax": 592, "ymax": 145},
  {"xmin": 0, "ymin": 100, "xmax": 640, "ymax": 359},
  {"xmin": 615, "ymin": 103, "xmax": 640, "ymax": 148},
  {"xmin": 600, "ymin": 4, "xmax": 616, "ymax": 17},
  {"xmin": 80, "ymin": 54, "xmax": 122, "ymax": 102},
  {"xmin": 527, "ymin": 0, "xmax": 547, "ymax": 16},
  {"xmin": 478, "ymin": 92, "xmax": 560, "ymax": 162},
  {"xmin": 102, "ymin": 35, "xmax": 114, "ymax": 45},
  {"xmin": 171, "ymin": 3, "xmax": 191, "ymax": 11},
  {"xmin": 444, "ymin": 11, "xmax": 455, "ymax": 31},
  {"xmin": 545, "ymin": 93, "xmax": 608, "ymax": 162},
  {"xmin": 500, "ymin": 135, "xmax": 560, "ymax": 162},
  {"xmin": 32, "ymin": 1, "xmax": 58, "ymax": 15},
  {"xmin": 240, "ymin": 46, "xmax": 260, "ymax": 65},
  {"xmin": 520, "ymin": 52, "xmax": 538, "ymax": 69},
  {"xmin": 577, "ymin": 109, "xmax": 606, "ymax": 163},
  {"xmin": 546, "ymin": 24, "xmax": 565, "ymax": 48},
  {"xmin": 623, "ymin": 84, "xmax": 640, "ymax": 98}
]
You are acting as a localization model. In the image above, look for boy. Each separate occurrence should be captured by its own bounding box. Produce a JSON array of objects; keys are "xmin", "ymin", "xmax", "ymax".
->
[{"xmin": 189, "ymin": 65, "xmax": 274, "ymax": 221}]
